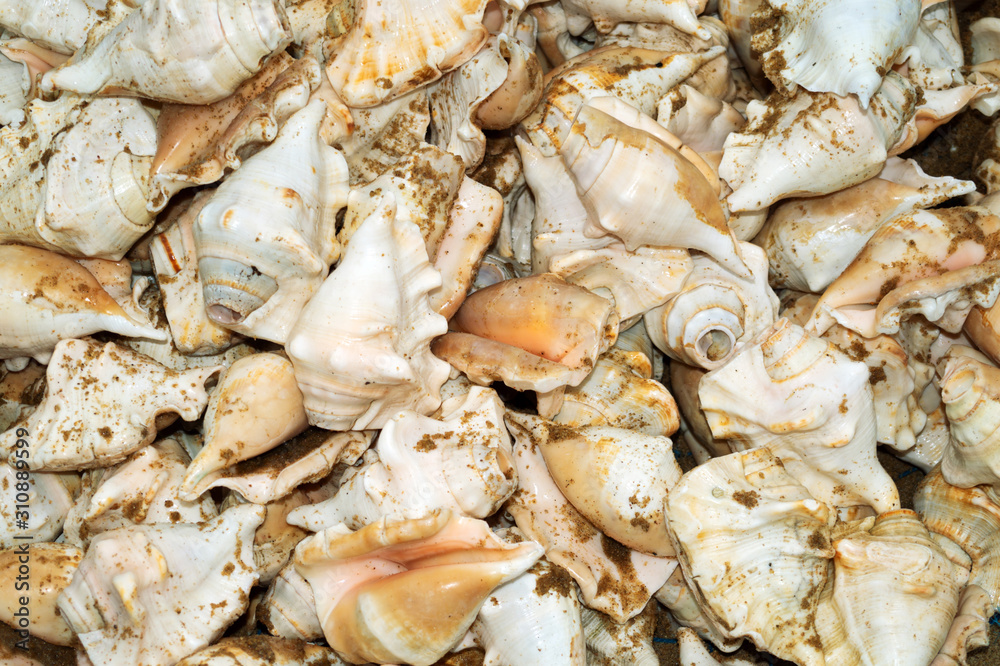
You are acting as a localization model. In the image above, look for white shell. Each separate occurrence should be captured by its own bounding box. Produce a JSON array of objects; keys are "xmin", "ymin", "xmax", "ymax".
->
[
  {"xmin": 0, "ymin": 338, "xmax": 219, "ymax": 471},
  {"xmin": 645, "ymin": 242, "xmax": 778, "ymax": 370},
  {"xmin": 195, "ymin": 99, "xmax": 349, "ymax": 344},
  {"xmin": 698, "ymin": 319, "xmax": 900, "ymax": 513},
  {"xmin": 0, "ymin": 0, "xmax": 106, "ymax": 54},
  {"xmin": 721, "ymin": 72, "xmax": 916, "ymax": 212},
  {"xmin": 63, "ymin": 438, "xmax": 217, "ymax": 547},
  {"xmin": 940, "ymin": 354, "xmax": 1000, "ymax": 493},
  {"xmin": 504, "ymin": 411, "xmax": 677, "ymax": 622},
  {"xmin": 180, "ymin": 353, "xmax": 308, "ymax": 498},
  {"xmin": 750, "ymin": 0, "xmax": 921, "ymax": 106},
  {"xmin": 581, "ymin": 602, "xmax": 659, "ymax": 665},
  {"xmin": 57, "ymin": 505, "xmax": 265, "ymax": 666},
  {"xmin": 288, "ymin": 193, "xmax": 451, "ymax": 430},
  {"xmin": 324, "ymin": 0, "xmax": 489, "ymax": 107},
  {"xmin": 666, "ymin": 447, "xmax": 834, "ymax": 665},
  {"xmin": 287, "ymin": 387, "xmax": 515, "ymax": 530},
  {"xmin": 259, "ymin": 560, "xmax": 324, "ymax": 641},
  {"xmin": 41, "ymin": 0, "xmax": 292, "ymax": 103},
  {"xmin": 174, "ymin": 637, "xmax": 346, "ymax": 666},
  {"xmin": 757, "ymin": 157, "xmax": 976, "ymax": 293},
  {"xmin": 0, "ymin": 465, "xmax": 76, "ymax": 548}
]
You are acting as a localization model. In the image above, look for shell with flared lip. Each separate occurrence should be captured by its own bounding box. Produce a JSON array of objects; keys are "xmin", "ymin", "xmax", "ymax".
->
[
  {"xmin": 292, "ymin": 510, "xmax": 542, "ymax": 666},
  {"xmin": 287, "ymin": 192, "xmax": 451, "ymax": 431},
  {"xmin": 698, "ymin": 319, "xmax": 900, "ymax": 513},
  {"xmin": 750, "ymin": 0, "xmax": 921, "ymax": 106},
  {"xmin": 805, "ymin": 206, "xmax": 1000, "ymax": 338},
  {"xmin": 194, "ymin": 99, "xmax": 349, "ymax": 344},
  {"xmin": 0, "ymin": 245, "xmax": 166, "ymax": 368},
  {"xmin": 57, "ymin": 505, "xmax": 265, "ymax": 666},
  {"xmin": 721, "ymin": 72, "xmax": 916, "ymax": 212},
  {"xmin": 504, "ymin": 411, "xmax": 677, "ymax": 622},
  {"xmin": 288, "ymin": 387, "xmax": 515, "ymax": 531},
  {"xmin": 323, "ymin": 0, "xmax": 490, "ymax": 107},
  {"xmin": 666, "ymin": 447, "xmax": 835, "ymax": 666},
  {"xmin": 757, "ymin": 157, "xmax": 976, "ymax": 294},
  {"xmin": 0, "ymin": 338, "xmax": 219, "ymax": 472},
  {"xmin": 41, "ymin": 0, "xmax": 292, "ymax": 104}
]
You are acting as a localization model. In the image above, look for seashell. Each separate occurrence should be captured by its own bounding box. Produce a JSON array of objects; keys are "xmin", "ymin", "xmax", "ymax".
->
[
  {"xmin": 63, "ymin": 438, "xmax": 217, "ymax": 547},
  {"xmin": 806, "ymin": 206, "xmax": 1000, "ymax": 337},
  {"xmin": 0, "ymin": 45, "xmax": 31, "ymax": 127},
  {"xmin": 524, "ymin": 415, "xmax": 681, "ymax": 556},
  {"xmin": 0, "ymin": 0, "xmax": 106, "ymax": 54},
  {"xmin": 149, "ymin": 53, "xmax": 322, "ymax": 206},
  {"xmin": 432, "ymin": 273, "xmax": 618, "ymax": 393},
  {"xmin": 517, "ymin": 136, "xmax": 613, "ymax": 275},
  {"xmin": 41, "ymin": 0, "xmax": 293, "ymax": 104},
  {"xmin": 520, "ymin": 45, "xmax": 727, "ymax": 156},
  {"xmin": 549, "ymin": 244, "xmax": 693, "ymax": 326},
  {"xmin": 288, "ymin": 386, "xmax": 514, "ymax": 530},
  {"xmin": 73, "ymin": 257, "xmax": 155, "ymax": 331},
  {"xmin": 558, "ymin": 99, "xmax": 749, "ymax": 278},
  {"xmin": 820, "ymin": 323, "xmax": 932, "ymax": 450},
  {"xmin": 504, "ymin": 411, "xmax": 677, "ymax": 621},
  {"xmin": 699, "ymin": 319, "xmax": 900, "ymax": 513},
  {"xmin": 750, "ymin": 0, "xmax": 921, "ymax": 106},
  {"xmin": 645, "ymin": 242, "xmax": 777, "ymax": 369},
  {"xmin": 914, "ymin": 466, "xmax": 1000, "ymax": 614},
  {"xmin": 895, "ymin": 80, "xmax": 1000, "ymax": 158},
  {"xmin": 721, "ymin": 72, "xmax": 916, "ymax": 212},
  {"xmin": 0, "ymin": 542, "xmax": 81, "ymax": 646},
  {"xmin": 181, "ymin": 353, "xmax": 308, "ymax": 497},
  {"xmin": 471, "ymin": 137, "xmax": 530, "ymax": 269},
  {"xmin": 898, "ymin": 404, "xmax": 949, "ymax": 472},
  {"xmin": 287, "ymin": 193, "xmax": 451, "ymax": 431},
  {"xmin": 551, "ymin": 346, "xmax": 680, "ymax": 437},
  {"xmin": 427, "ymin": 34, "xmax": 540, "ymax": 170},
  {"xmin": 150, "ymin": 191, "xmax": 243, "ymax": 356},
  {"xmin": 334, "ymin": 88, "xmax": 431, "ymax": 185},
  {"xmin": 827, "ymin": 510, "xmax": 964, "ymax": 666},
  {"xmin": 965, "ymin": 300, "xmax": 1000, "ymax": 365},
  {"xmin": 718, "ymin": 0, "xmax": 767, "ymax": 91},
  {"xmin": 677, "ymin": 627, "xmax": 762, "ymax": 666},
  {"xmin": 900, "ymin": 0, "xmax": 964, "ymax": 91},
  {"xmin": 58, "ymin": 504, "xmax": 266, "ymax": 666},
  {"xmin": 934, "ymin": 585, "xmax": 993, "ymax": 666},
  {"xmin": 323, "ymin": 0, "xmax": 489, "ymax": 107},
  {"xmin": 0, "ymin": 464, "xmax": 77, "ymax": 549},
  {"xmin": 195, "ymin": 99, "xmax": 348, "ymax": 344},
  {"xmin": 561, "ymin": 0, "xmax": 709, "ymax": 38},
  {"xmin": 0, "ymin": 245, "xmax": 167, "ymax": 367},
  {"xmin": 757, "ymin": 157, "xmax": 976, "ymax": 293},
  {"xmin": 581, "ymin": 602, "xmax": 659, "ymax": 665},
  {"xmin": 595, "ymin": 16, "xmax": 721, "ymax": 52},
  {"xmin": 527, "ymin": 1, "xmax": 591, "ymax": 69},
  {"xmin": 666, "ymin": 447, "xmax": 835, "ymax": 665},
  {"xmin": 656, "ymin": 568, "xmax": 742, "ymax": 653},
  {"xmin": 292, "ymin": 510, "xmax": 543, "ymax": 665},
  {"xmin": 657, "ymin": 84, "xmax": 747, "ymax": 155},
  {"xmin": 428, "ymin": 176, "xmax": 505, "ymax": 319},
  {"xmin": 339, "ymin": 144, "xmax": 465, "ymax": 257},
  {"xmin": 180, "ymin": 428, "xmax": 371, "ymax": 505},
  {"xmin": 939, "ymin": 354, "xmax": 1000, "ymax": 492},
  {"xmin": 472, "ymin": 534, "xmax": 586, "ymax": 666},
  {"xmin": 259, "ymin": 560, "xmax": 324, "ymax": 642},
  {"xmin": 0, "ymin": 338, "xmax": 219, "ymax": 471},
  {"xmin": 175, "ymin": 636, "xmax": 346, "ymax": 666}
]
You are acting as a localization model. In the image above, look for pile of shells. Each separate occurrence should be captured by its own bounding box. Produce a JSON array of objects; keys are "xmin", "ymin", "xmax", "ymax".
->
[{"xmin": 4, "ymin": 0, "xmax": 1000, "ymax": 664}]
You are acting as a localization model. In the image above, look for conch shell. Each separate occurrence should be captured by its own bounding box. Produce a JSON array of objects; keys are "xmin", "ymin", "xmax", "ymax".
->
[
  {"xmin": 194, "ymin": 99, "xmax": 349, "ymax": 344},
  {"xmin": 41, "ymin": 0, "xmax": 293, "ymax": 104},
  {"xmin": 0, "ymin": 338, "xmax": 219, "ymax": 471},
  {"xmin": 0, "ymin": 245, "xmax": 166, "ymax": 367},
  {"xmin": 939, "ymin": 354, "xmax": 1000, "ymax": 493},
  {"xmin": 698, "ymin": 319, "xmax": 900, "ymax": 513},
  {"xmin": 287, "ymin": 193, "xmax": 451, "ymax": 430},
  {"xmin": 292, "ymin": 510, "xmax": 542, "ymax": 665}
]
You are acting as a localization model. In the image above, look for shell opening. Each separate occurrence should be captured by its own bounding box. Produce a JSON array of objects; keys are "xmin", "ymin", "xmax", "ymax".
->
[
  {"xmin": 199, "ymin": 257, "xmax": 279, "ymax": 325},
  {"xmin": 697, "ymin": 329, "xmax": 734, "ymax": 363},
  {"xmin": 941, "ymin": 368, "xmax": 977, "ymax": 406}
]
